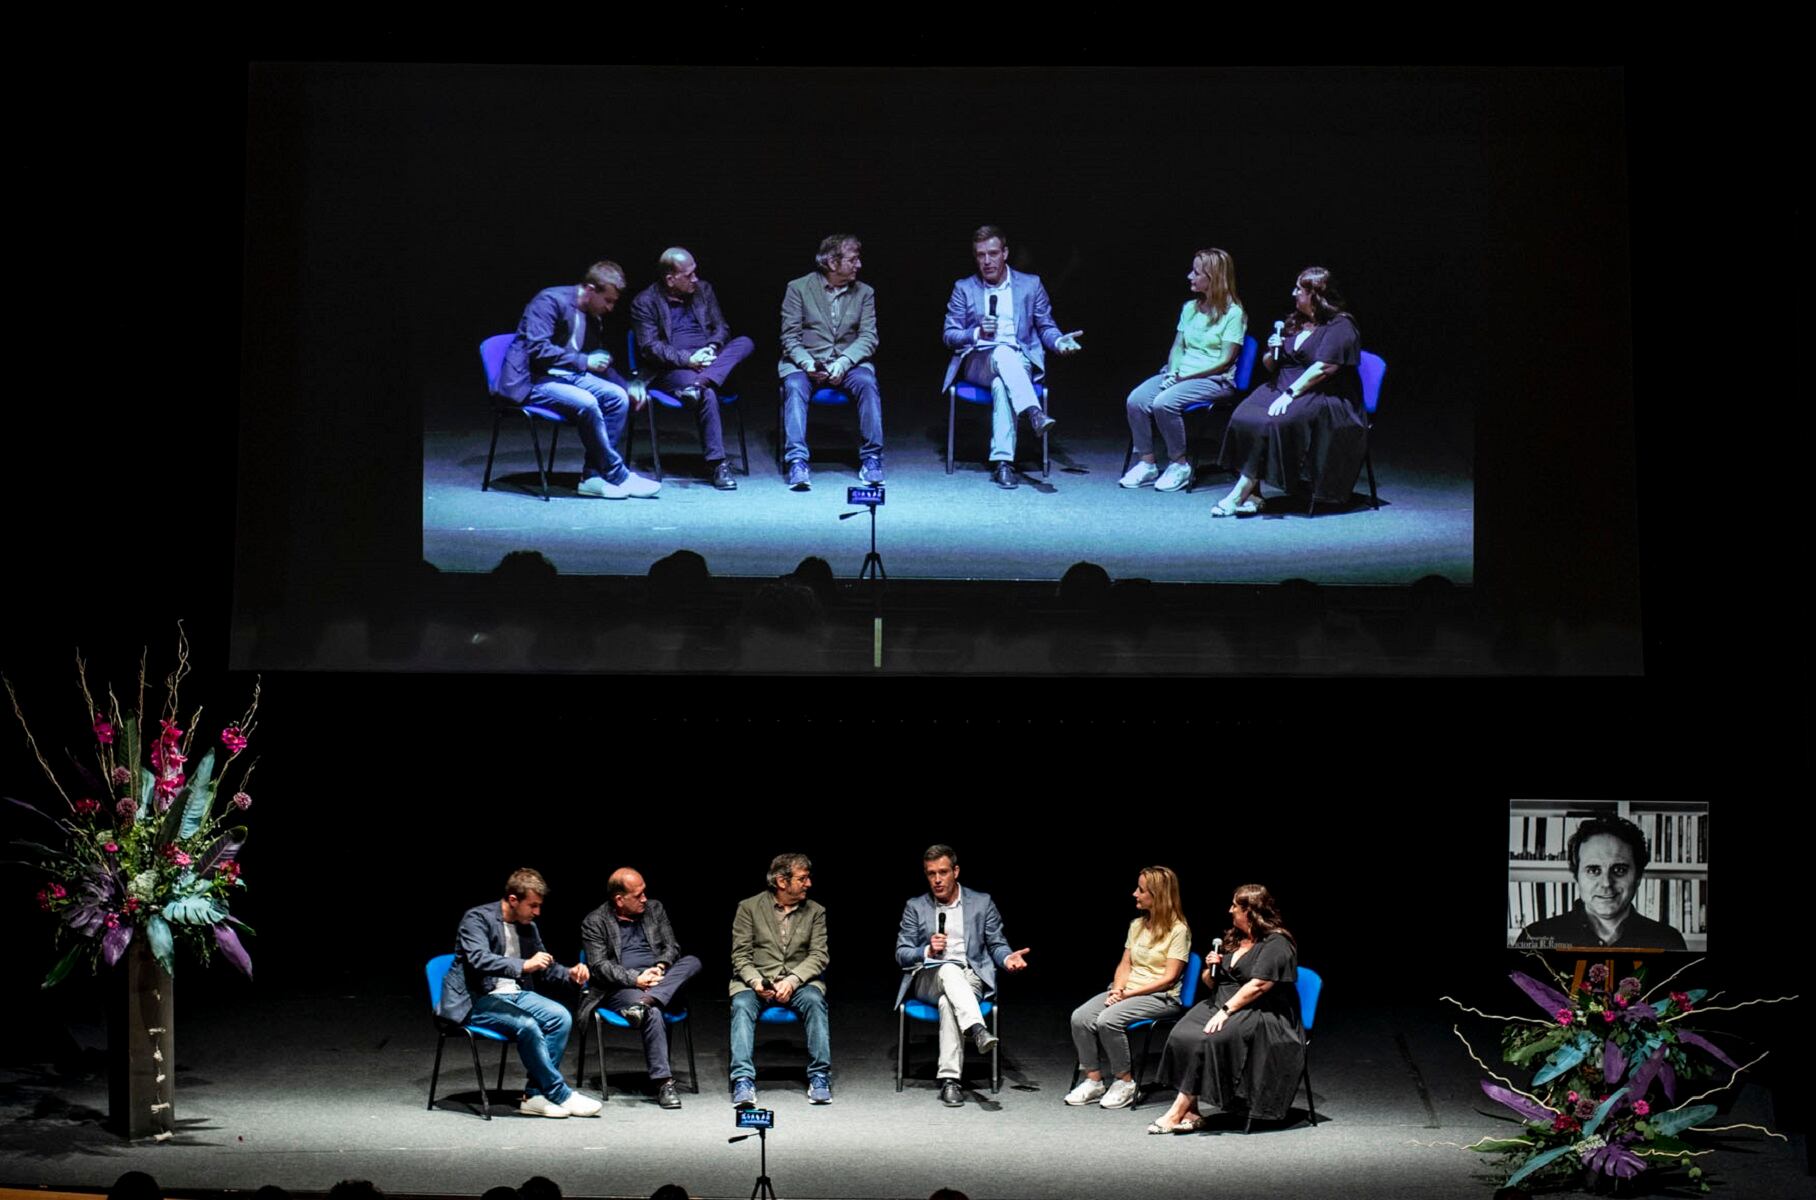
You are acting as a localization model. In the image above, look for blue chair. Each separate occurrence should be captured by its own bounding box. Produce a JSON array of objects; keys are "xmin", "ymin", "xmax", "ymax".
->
[
  {"xmin": 1307, "ymin": 352, "xmax": 1385, "ymax": 516},
  {"xmin": 479, "ymin": 333, "xmax": 576, "ymax": 502},
  {"xmin": 1121, "ymin": 335, "xmax": 1260, "ymax": 490},
  {"xmin": 1242, "ymin": 963, "xmax": 1324, "ymax": 1133},
  {"xmin": 729, "ymin": 1002, "xmax": 813, "ymax": 1083},
  {"xmin": 572, "ymin": 952, "xmax": 699, "ymax": 1099},
  {"xmin": 425, "ymin": 953, "xmax": 512, "ymax": 1120},
  {"xmin": 622, "ymin": 331, "xmax": 749, "ymax": 482},
  {"xmin": 896, "ymin": 993, "xmax": 1001, "ymax": 1094},
  {"xmin": 775, "ymin": 383, "xmax": 857, "ymax": 473},
  {"xmin": 946, "ymin": 380, "xmax": 1051, "ymax": 481},
  {"xmin": 1068, "ymin": 950, "xmax": 1203, "ymax": 1110}
]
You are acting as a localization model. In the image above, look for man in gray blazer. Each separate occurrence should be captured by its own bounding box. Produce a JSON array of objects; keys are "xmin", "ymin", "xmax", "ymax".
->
[
  {"xmin": 778, "ymin": 234, "xmax": 884, "ymax": 490},
  {"xmin": 578, "ymin": 867, "xmax": 704, "ymax": 1109},
  {"xmin": 438, "ymin": 867, "xmax": 600, "ymax": 1118},
  {"xmin": 941, "ymin": 226, "xmax": 1082, "ymax": 489},
  {"xmin": 894, "ymin": 844, "xmax": 1031, "ymax": 1106},
  {"xmin": 728, "ymin": 852, "xmax": 832, "ymax": 1107}
]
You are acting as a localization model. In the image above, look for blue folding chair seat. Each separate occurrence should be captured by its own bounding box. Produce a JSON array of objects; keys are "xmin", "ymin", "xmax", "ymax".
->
[
  {"xmin": 896, "ymin": 995, "xmax": 1000, "ymax": 1093},
  {"xmin": 572, "ymin": 950, "xmax": 699, "ymax": 1099},
  {"xmin": 425, "ymin": 952, "xmax": 513, "ymax": 1120},
  {"xmin": 479, "ymin": 333, "xmax": 578, "ymax": 501},
  {"xmin": 947, "ymin": 380, "xmax": 1051, "ymax": 480},
  {"xmin": 776, "ymin": 383, "xmax": 858, "ymax": 472},
  {"xmin": 623, "ymin": 331, "xmax": 749, "ymax": 481}
]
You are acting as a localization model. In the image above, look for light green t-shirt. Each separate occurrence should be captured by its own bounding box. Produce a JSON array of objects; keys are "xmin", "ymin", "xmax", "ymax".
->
[
  {"xmin": 1176, "ymin": 300, "xmax": 1247, "ymax": 380},
  {"xmin": 1124, "ymin": 918, "xmax": 1191, "ymax": 999}
]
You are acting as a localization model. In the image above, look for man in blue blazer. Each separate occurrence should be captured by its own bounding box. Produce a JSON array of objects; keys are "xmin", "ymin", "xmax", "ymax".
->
[
  {"xmin": 894, "ymin": 844, "xmax": 1031, "ymax": 1106},
  {"xmin": 941, "ymin": 226, "xmax": 1083, "ymax": 489},
  {"xmin": 496, "ymin": 261, "xmax": 660, "ymax": 500},
  {"xmin": 438, "ymin": 867, "xmax": 600, "ymax": 1118}
]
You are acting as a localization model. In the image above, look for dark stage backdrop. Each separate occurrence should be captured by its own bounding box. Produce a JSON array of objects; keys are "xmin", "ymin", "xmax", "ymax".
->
[{"xmin": 233, "ymin": 64, "xmax": 1632, "ymax": 660}]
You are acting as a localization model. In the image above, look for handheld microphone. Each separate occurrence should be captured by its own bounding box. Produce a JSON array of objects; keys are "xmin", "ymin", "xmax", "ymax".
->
[
  {"xmin": 1207, "ymin": 936, "xmax": 1223, "ymax": 979},
  {"xmin": 938, "ymin": 913, "xmax": 947, "ymax": 934},
  {"xmin": 1272, "ymin": 320, "xmax": 1285, "ymax": 354},
  {"xmin": 988, "ymin": 295, "xmax": 999, "ymax": 318}
]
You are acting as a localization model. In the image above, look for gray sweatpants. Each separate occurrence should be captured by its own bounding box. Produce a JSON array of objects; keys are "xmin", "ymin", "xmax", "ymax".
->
[{"xmin": 1069, "ymin": 990, "xmax": 1183, "ymax": 1078}]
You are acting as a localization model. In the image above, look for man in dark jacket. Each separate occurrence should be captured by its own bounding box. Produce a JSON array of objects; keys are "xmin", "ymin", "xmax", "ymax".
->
[
  {"xmin": 628, "ymin": 247, "xmax": 756, "ymax": 491},
  {"xmin": 579, "ymin": 867, "xmax": 704, "ymax": 1109},
  {"xmin": 439, "ymin": 867, "xmax": 600, "ymax": 1118},
  {"xmin": 496, "ymin": 261, "xmax": 660, "ymax": 499}
]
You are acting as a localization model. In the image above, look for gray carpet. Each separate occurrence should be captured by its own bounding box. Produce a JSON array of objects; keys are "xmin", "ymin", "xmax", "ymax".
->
[
  {"xmin": 425, "ymin": 428, "xmax": 1473, "ymax": 585},
  {"xmin": 1, "ymin": 996, "xmax": 1798, "ymax": 1200}
]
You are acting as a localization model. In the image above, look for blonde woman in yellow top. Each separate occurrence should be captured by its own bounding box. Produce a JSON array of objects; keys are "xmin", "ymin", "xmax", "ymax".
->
[{"xmin": 1063, "ymin": 865, "xmax": 1191, "ymax": 1109}]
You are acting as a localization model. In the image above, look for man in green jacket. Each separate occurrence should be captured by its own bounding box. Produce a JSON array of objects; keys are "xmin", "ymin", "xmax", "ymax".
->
[{"xmin": 728, "ymin": 852, "xmax": 832, "ymax": 1106}]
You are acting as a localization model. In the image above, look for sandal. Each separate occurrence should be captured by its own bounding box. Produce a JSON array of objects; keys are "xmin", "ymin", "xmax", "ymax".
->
[
  {"xmin": 1145, "ymin": 1113, "xmax": 1203, "ymax": 1134},
  {"xmin": 1210, "ymin": 499, "xmax": 1239, "ymax": 518}
]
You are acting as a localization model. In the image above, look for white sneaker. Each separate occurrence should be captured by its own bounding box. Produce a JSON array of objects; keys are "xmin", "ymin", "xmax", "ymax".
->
[
  {"xmin": 560, "ymin": 1091, "xmax": 603, "ymax": 1117},
  {"xmin": 1064, "ymin": 1078, "xmax": 1107, "ymax": 1106},
  {"xmin": 1119, "ymin": 461, "xmax": 1160, "ymax": 488},
  {"xmin": 577, "ymin": 475, "xmax": 629, "ymax": 499},
  {"xmin": 619, "ymin": 471, "xmax": 661, "ymax": 498},
  {"xmin": 1155, "ymin": 462, "xmax": 1194, "ymax": 492},
  {"xmin": 1099, "ymin": 1078, "xmax": 1140, "ymax": 1109},
  {"xmin": 519, "ymin": 1094, "xmax": 570, "ymax": 1118}
]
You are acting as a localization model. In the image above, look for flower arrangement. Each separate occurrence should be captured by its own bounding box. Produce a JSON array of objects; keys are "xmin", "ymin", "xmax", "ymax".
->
[
  {"xmin": 1449, "ymin": 960, "xmax": 1791, "ymax": 1194},
  {"xmin": 6, "ymin": 631, "xmax": 260, "ymax": 984}
]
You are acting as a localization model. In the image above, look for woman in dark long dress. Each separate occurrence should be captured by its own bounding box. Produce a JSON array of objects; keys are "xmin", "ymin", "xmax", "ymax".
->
[
  {"xmin": 1211, "ymin": 267, "xmax": 1365, "ymax": 516},
  {"xmin": 1148, "ymin": 883, "xmax": 1303, "ymax": 1133}
]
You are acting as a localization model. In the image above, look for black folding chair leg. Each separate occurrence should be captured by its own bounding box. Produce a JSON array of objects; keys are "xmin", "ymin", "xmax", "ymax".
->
[
  {"xmin": 428, "ymin": 1036, "xmax": 446, "ymax": 1110},
  {"xmin": 468, "ymin": 1037, "xmax": 492, "ymax": 1120}
]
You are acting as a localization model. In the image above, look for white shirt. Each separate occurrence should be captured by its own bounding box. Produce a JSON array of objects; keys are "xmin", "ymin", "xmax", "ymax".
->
[
  {"xmin": 933, "ymin": 894, "xmax": 967, "ymax": 963},
  {"xmin": 980, "ymin": 269, "xmax": 1017, "ymax": 349},
  {"xmin": 494, "ymin": 919, "xmax": 522, "ymax": 994}
]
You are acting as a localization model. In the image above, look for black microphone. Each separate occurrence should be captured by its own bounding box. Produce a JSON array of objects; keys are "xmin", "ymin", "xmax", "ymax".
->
[
  {"xmin": 937, "ymin": 912, "xmax": 947, "ymax": 935},
  {"xmin": 986, "ymin": 294, "xmax": 998, "ymax": 336}
]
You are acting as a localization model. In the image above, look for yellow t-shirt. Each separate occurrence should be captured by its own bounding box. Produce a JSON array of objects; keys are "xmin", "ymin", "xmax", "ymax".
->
[
  {"xmin": 1124, "ymin": 918, "xmax": 1191, "ymax": 999},
  {"xmin": 1176, "ymin": 301, "xmax": 1247, "ymax": 379}
]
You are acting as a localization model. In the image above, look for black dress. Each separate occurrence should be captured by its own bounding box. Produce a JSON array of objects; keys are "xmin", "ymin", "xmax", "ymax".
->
[
  {"xmin": 1156, "ymin": 933, "xmax": 1305, "ymax": 1120},
  {"xmin": 1217, "ymin": 313, "xmax": 1366, "ymax": 504}
]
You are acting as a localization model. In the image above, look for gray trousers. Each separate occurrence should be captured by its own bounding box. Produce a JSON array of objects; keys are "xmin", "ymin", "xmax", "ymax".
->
[
  {"xmin": 1126, "ymin": 373, "xmax": 1239, "ymax": 461},
  {"xmin": 1070, "ymin": 990, "xmax": 1183, "ymax": 1078},
  {"xmin": 909, "ymin": 962, "xmax": 987, "ymax": 1080}
]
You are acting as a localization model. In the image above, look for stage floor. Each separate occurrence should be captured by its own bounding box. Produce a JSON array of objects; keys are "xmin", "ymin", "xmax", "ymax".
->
[
  {"xmin": 424, "ymin": 423, "xmax": 1473, "ymax": 585},
  {"xmin": 1, "ymin": 993, "xmax": 1798, "ymax": 1200}
]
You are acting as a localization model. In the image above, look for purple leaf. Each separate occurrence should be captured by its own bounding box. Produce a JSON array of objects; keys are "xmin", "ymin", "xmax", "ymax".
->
[
  {"xmin": 1676, "ymin": 1029, "xmax": 1739, "ymax": 1071},
  {"xmin": 1481, "ymin": 1079, "xmax": 1554, "ymax": 1123},
  {"xmin": 195, "ymin": 826, "xmax": 247, "ymax": 878},
  {"xmin": 1585, "ymin": 1141, "xmax": 1647, "ymax": 1179},
  {"xmin": 1622, "ymin": 1002, "xmax": 1658, "ymax": 1023},
  {"xmin": 1603, "ymin": 1038, "xmax": 1626, "ymax": 1084},
  {"xmin": 1510, "ymin": 970, "xmax": 1570, "ymax": 1017},
  {"xmin": 1660, "ymin": 1061, "xmax": 1677, "ymax": 1101},
  {"xmin": 4, "ymin": 794, "xmax": 64, "ymax": 829},
  {"xmin": 102, "ymin": 922, "xmax": 133, "ymax": 966},
  {"xmin": 213, "ymin": 922, "xmax": 252, "ymax": 978},
  {"xmin": 1627, "ymin": 1046, "xmax": 1666, "ymax": 1101}
]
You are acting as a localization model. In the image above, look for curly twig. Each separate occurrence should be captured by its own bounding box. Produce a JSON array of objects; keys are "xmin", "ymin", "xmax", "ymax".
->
[
  {"xmin": 1673, "ymin": 1051, "xmax": 1770, "ymax": 1109},
  {"xmin": 1452, "ymin": 1025, "xmax": 1552, "ymax": 1110},
  {"xmin": 1641, "ymin": 957, "xmax": 1706, "ymax": 1004},
  {"xmin": 3, "ymin": 674, "xmax": 73, "ymax": 809},
  {"xmin": 1689, "ymin": 1123, "xmax": 1788, "ymax": 1141},
  {"xmin": 1663, "ymin": 995, "xmax": 1798, "ymax": 1022},
  {"xmin": 1440, "ymin": 995, "xmax": 1547, "ymax": 1024}
]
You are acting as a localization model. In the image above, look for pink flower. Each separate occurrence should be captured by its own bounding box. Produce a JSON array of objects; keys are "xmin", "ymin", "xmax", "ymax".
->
[
  {"xmin": 74, "ymin": 798, "xmax": 101, "ymax": 818},
  {"xmin": 1566, "ymin": 1091, "xmax": 1580, "ymax": 1104},
  {"xmin": 123, "ymin": 898, "xmax": 141, "ymax": 914},
  {"xmin": 1552, "ymin": 1113, "xmax": 1578, "ymax": 1132},
  {"xmin": 161, "ymin": 843, "xmax": 193, "ymax": 868},
  {"xmin": 1633, "ymin": 1100, "xmax": 1650, "ymax": 1117},
  {"xmin": 1671, "ymin": 990, "xmax": 1694, "ymax": 1012},
  {"xmin": 1556, "ymin": 1008, "xmax": 1575, "ymax": 1026},
  {"xmin": 93, "ymin": 714, "xmax": 114, "ymax": 744},
  {"xmin": 221, "ymin": 725, "xmax": 248, "ymax": 754},
  {"xmin": 158, "ymin": 718, "xmax": 183, "ymax": 746},
  {"xmin": 1603, "ymin": 1011, "xmax": 1617, "ymax": 1023},
  {"xmin": 1586, "ymin": 963, "xmax": 1608, "ymax": 985},
  {"xmin": 231, "ymin": 791, "xmax": 252, "ymax": 811},
  {"xmin": 1615, "ymin": 994, "xmax": 1630, "ymax": 1008},
  {"xmin": 111, "ymin": 766, "xmax": 132, "ymax": 786},
  {"xmin": 36, "ymin": 883, "xmax": 67, "ymax": 910},
  {"xmin": 221, "ymin": 860, "xmax": 243, "ymax": 883},
  {"xmin": 103, "ymin": 842, "xmax": 120, "ymax": 854},
  {"xmin": 104, "ymin": 912, "xmax": 121, "ymax": 929}
]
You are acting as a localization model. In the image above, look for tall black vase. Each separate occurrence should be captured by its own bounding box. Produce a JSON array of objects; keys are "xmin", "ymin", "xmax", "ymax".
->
[{"xmin": 106, "ymin": 936, "xmax": 176, "ymax": 1140}]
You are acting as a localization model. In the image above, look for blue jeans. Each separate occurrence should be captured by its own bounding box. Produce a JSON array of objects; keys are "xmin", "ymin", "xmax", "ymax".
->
[
  {"xmin": 527, "ymin": 373, "xmax": 629, "ymax": 484},
  {"xmin": 468, "ymin": 990, "xmax": 575, "ymax": 1103},
  {"xmin": 728, "ymin": 986, "xmax": 831, "ymax": 1080},
  {"xmin": 781, "ymin": 366, "xmax": 885, "ymax": 463}
]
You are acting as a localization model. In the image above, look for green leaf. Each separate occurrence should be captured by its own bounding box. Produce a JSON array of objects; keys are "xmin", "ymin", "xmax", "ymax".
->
[
  {"xmin": 1533, "ymin": 1038, "xmax": 1590, "ymax": 1085},
  {"xmin": 1507, "ymin": 1143, "xmax": 1578, "ymax": 1188},
  {"xmin": 1650, "ymin": 1103, "xmax": 1718, "ymax": 1138},
  {"xmin": 177, "ymin": 749, "xmax": 215, "ymax": 839},
  {"xmin": 42, "ymin": 942, "xmax": 85, "ymax": 988},
  {"xmin": 1583, "ymin": 1086, "xmax": 1628, "ymax": 1138},
  {"xmin": 146, "ymin": 914, "xmax": 175, "ymax": 975},
  {"xmin": 1508, "ymin": 1028, "xmax": 1570, "ymax": 1064},
  {"xmin": 1469, "ymin": 1138, "xmax": 1533, "ymax": 1154},
  {"xmin": 164, "ymin": 893, "xmax": 227, "ymax": 925}
]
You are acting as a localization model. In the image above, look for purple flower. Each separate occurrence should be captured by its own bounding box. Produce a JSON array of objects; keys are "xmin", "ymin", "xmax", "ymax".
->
[
  {"xmin": 221, "ymin": 725, "xmax": 248, "ymax": 754},
  {"xmin": 116, "ymin": 796, "xmax": 137, "ymax": 822},
  {"xmin": 1618, "ymin": 976, "xmax": 1641, "ymax": 996},
  {"xmin": 111, "ymin": 765, "xmax": 132, "ymax": 786},
  {"xmin": 231, "ymin": 790, "xmax": 251, "ymax": 811},
  {"xmin": 1586, "ymin": 963, "xmax": 1609, "ymax": 986}
]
